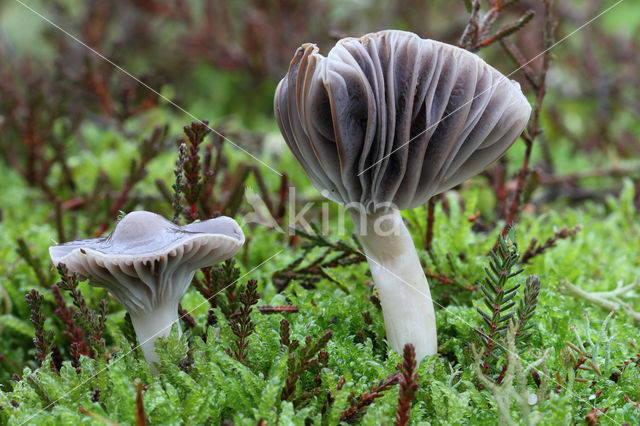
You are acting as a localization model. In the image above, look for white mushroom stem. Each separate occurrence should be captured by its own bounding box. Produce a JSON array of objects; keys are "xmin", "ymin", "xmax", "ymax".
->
[
  {"xmin": 350, "ymin": 208, "xmax": 437, "ymax": 361},
  {"xmin": 128, "ymin": 300, "xmax": 182, "ymax": 369}
]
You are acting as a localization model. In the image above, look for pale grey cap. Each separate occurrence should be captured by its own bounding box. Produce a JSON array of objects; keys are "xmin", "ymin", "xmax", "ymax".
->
[
  {"xmin": 274, "ymin": 30, "xmax": 531, "ymax": 212},
  {"xmin": 49, "ymin": 211, "xmax": 245, "ymax": 316}
]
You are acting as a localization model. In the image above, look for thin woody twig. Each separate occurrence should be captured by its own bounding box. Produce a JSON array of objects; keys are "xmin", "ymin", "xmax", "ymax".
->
[
  {"xmin": 339, "ymin": 372, "xmax": 401, "ymax": 423},
  {"xmin": 500, "ymin": 39, "xmax": 539, "ymax": 91},
  {"xmin": 425, "ymin": 197, "xmax": 436, "ymax": 252},
  {"xmin": 520, "ymin": 225, "xmax": 583, "ymax": 264},
  {"xmin": 257, "ymin": 305, "xmax": 299, "ymax": 314},
  {"xmin": 558, "ymin": 280, "xmax": 640, "ymax": 323},
  {"xmin": 501, "ymin": 0, "xmax": 556, "ymax": 238},
  {"xmin": 538, "ymin": 164, "xmax": 640, "ymax": 185},
  {"xmin": 479, "ymin": 10, "xmax": 535, "ymax": 49}
]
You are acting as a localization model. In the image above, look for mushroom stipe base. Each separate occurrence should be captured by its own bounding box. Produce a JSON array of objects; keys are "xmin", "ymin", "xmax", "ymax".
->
[
  {"xmin": 129, "ymin": 300, "xmax": 182, "ymax": 370},
  {"xmin": 351, "ymin": 208, "xmax": 437, "ymax": 361}
]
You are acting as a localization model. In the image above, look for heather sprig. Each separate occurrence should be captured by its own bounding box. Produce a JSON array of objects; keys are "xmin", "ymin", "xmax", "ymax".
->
[
  {"xmin": 24, "ymin": 290, "xmax": 54, "ymax": 369},
  {"xmin": 395, "ymin": 344, "xmax": 419, "ymax": 426},
  {"xmin": 474, "ymin": 234, "xmax": 541, "ymax": 379},
  {"xmin": 520, "ymin": 225, "xmax": 583, "ymax": 264},
  {"xmin": 180, "ymin": 120, "xmax": 212, "ymax": 223},
  {"xmin": 513, "ymin": 276, "xmax": 541, "ymax": 345},
  {"xmin": 192, "ymin": 259, "xmax": 242, "ymax": 318},
  {"xmin": 281, "ymin": 329, "xmax": 333, "ymax": 403},
  {"xmin": 227, "ymin": 279, "xmax": 259, "ymax": 365},
  {"xmin": 272, "ymin": 224, "xmax": 365, "ymax": 292},
  {"xmin": 475, "ymin": 235, "xmax": 524, "ymax": 373},
  {"xmin": 55, "ymin": 264, "xmax": 107, "ymax": 360},
  {"xmin": 459, "ymin": 0, "xmax": 535, "ymax": 53},
  {"xmin": 171, "ymin": 142, "xmax": 187, "ymax": 224},
  {"xmin": 51, "ymin": 284, "xmax": 90, "ymax": 368},
  {"xmin": 340, "ymin": 372, "xmax": 400, "ymax": 423},
  {"xmin": 16, "ymin": 238, "xmax": 50, "ymax": 288}
]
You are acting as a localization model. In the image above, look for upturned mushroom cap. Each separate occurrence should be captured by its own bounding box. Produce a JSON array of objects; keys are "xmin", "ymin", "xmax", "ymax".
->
[
  {"xmin": 49, "ymin": 211, "xmax": 245, "ymax": 316},
  {"xmin": 274, "ymin": 30, "xmax": 531, "ymax": 212}
]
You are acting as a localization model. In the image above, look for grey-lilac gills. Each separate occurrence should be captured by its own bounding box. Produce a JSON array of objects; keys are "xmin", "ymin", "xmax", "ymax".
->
[
  {"xmin": 49, "ymin": 211, "xmax": 245, "ymax": 370},
  {"xmin": 274, "ymin": 30, "xmax": 531, "ymax": 361}
]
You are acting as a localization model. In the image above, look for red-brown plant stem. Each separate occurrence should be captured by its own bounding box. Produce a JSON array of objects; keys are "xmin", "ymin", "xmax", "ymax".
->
[
  {"xmin": 425, "ymin": 269, "xmax": 454, "ymax": 285},
  {"xmin": 395, "ymin": 344, "xmax": 419, "ymax": 426},
  {"xmin": 501, "ymin": 39, "xmax": 539, "ymax": 91},
  {"xmin": 177, "ymin": 304, "xmax": 196, "ymax": 330},
  {"xmin": 479, "ymin": 10, "xmax": 535, "ymax": 49},
  {"xmin": 425, "ymin": 197, "xmax": 436, "ymax": 252},
  {"xmin": 339, "ymin": 372, "xmax": 401, "ymax": 423},
  {"xmin": 95, "ymin": 126, "xmax": 167, "ymax": 236},
  {"xmin": 501, "ymin": 0, "xmax": 555, "ymax": 237},
  {"xmin": 502, "ymin": 139, "xmax": 533, "ymax": 237},
  {"xmin": 281, "ymin": 330, "xmax": 333, "ymax": 402},
  {"xmin": 51, "ymin": 285, "xmax": 91, "ymax": 358},
  {"xmin": 459, "ymin": 0, "xmax": 534, "ymax": 52},
  {"xmin": 228, "ymin": 280, "xmax": 259, "ymax": 365},
  {"xmin": 136, "ymin": 381, "xmax": 147, "ymax": 426},
  {"xmin": 277, "ymin": 173, "xmax": 289, "ymax": 221},
  {"xmin": 25, "ymin": 290, "xmax": 53, "ymax": 369},
  {"xmin": 520, "ymin": 225, "xmax": 582, "ymax": 264},
  {"xmin": 257, "ymin": 305, "xmax": 299, "ymax": 314}
]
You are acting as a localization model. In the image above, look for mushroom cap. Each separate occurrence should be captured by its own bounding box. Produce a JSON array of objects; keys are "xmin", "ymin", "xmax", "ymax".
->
[
  {"xmin": 49, "ymin": 211, "xmax": 245, "ymax": 315},
  {"xmin": 274, "ymin": 30, "xmax": 531, "ymax": 212}
]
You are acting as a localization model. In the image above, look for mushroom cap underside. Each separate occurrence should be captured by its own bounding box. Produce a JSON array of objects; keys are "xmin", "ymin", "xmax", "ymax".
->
[
  {"xmin": 49, "ymin": 212, "xmax": 244, "ymax": 312},
  {"xmin": 274, "ymin": 29, "xmax": 531, "ymax": 211},
  {"xmin": 50, "ymin": 231, "xmax": 243, "ymax": 276},
  {"xmin": 50, "ymin": 211, "xmax": 244, "ymax": 260}
]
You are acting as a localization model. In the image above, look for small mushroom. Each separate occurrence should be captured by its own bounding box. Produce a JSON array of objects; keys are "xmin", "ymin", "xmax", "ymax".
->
[
  {"xmin": 49, "ymin": 211, "xmax": 244, "ymax": 368},
  {"xmin": 274, "ymin": 30, "xmax": 531, "ymax": 361}
]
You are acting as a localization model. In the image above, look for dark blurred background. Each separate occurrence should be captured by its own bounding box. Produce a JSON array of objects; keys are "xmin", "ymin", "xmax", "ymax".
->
[{"xmin": 0, "ymin": 0, "xmax": 639, "ymax": 218}]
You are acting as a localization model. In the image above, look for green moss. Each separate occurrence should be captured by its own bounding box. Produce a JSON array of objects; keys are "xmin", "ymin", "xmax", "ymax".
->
[{"xmin": 1, "ymin": 151, "xmax": 639, "ymax": 424}]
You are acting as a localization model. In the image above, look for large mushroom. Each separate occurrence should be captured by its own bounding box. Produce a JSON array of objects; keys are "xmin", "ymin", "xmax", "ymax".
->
[
  {"xmin": 274, "ymin": 30, "xmax": 531, "ymax": 361},
  {"xmin": 49, "ymin": 211, "xmax": 245, "ymax": 367}
]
